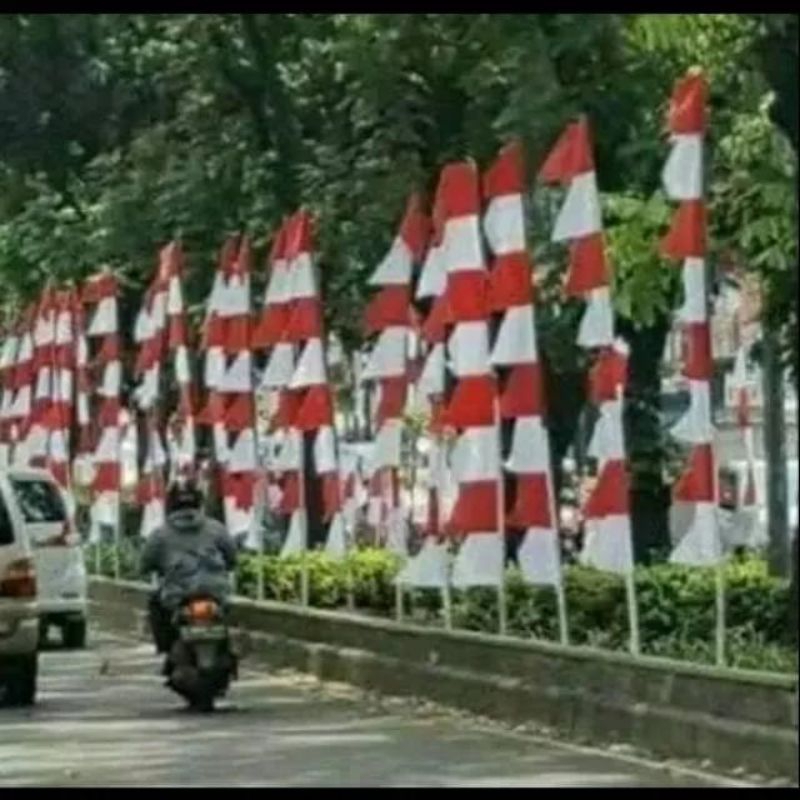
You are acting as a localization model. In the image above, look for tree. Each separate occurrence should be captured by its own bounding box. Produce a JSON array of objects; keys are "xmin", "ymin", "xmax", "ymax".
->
[{"xmin": 1, "ymin": 14, "xmax": 796, "ymax": 563}]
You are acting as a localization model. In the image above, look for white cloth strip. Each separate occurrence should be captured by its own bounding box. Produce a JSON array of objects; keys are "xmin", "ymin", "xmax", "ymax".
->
[
  {"xmin": 580, "ymin": 513, "xmax": 634, "ymax": 575},
  {"xmin": 369, "ymin": 237, "xmax": 413, "ymax": 286},
  {"xmin": 662, "ymin": 133, "xmax": 703, "ymax": 201},
  {"xmin": 483, "ymin": 194, "xmax": 526, "ymax": 256},
  {"xmin": 491, "ymin": 304, "xmax": 538, "ymax": 366},
  {"xmin": 448, "ymin": 321, "xmax": 491, "ymax": 377},
  {"xmin": 441, "ymin": 216, "xmax": 485, "ymax": 274},
  {"xmin": 506, "ymin": 416, "xmax": 552, "ymax": 473},
  {"xmin": 552, "ymin": 171, "xmax": 602, "ymax": 242},
  {"xmin": 451, "ymin": 532, "xmax": 504, "ymax": 587},
  {"xmin": 452, "ymin": 425, "xmax": 501, "ymax": 482}
]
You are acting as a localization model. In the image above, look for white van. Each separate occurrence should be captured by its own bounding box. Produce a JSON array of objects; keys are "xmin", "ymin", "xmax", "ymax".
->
[
  {"xmin": 0, "ymin": 472, "xmax": 39, "ymax": 705},
  {"xmin": 3, "ymin": 468, "xmax": 88, "ymax": 648}
]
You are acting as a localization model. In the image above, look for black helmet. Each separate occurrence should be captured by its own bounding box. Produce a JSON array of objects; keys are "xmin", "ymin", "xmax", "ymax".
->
[{"xmin": 166, "ymin": 477, "xmax": 203, "ymax": 514}]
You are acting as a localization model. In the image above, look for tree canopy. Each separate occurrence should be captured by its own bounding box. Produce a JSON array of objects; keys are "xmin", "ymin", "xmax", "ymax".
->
[
  {"xmin": 1, "ymin": 13, "xmax": 795, "ymax": 561},
  {"xmin": 1, "ymin": 14, "xmax": 794, "ymax": 353}
]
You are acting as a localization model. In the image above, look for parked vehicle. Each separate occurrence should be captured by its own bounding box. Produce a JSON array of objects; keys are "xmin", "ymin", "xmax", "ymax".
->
[
  {"xmin": 4, "ymin": 468, "xmax": 88, "ymax": 648},
  {"xmin": 0, "ymin": 471, "xmax": 39, "ymax": 706}
]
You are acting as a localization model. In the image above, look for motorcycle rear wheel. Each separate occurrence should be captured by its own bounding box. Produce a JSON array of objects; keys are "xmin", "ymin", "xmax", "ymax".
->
[{"xmin": 188, "ymin": 692, "xmax": 215, "ymax": 713}]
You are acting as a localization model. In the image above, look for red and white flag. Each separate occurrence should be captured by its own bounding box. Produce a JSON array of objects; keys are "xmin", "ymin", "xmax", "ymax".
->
[
  {"xmin": 484, "ymin": 141, "xmax": 562, "ymax": 587},
  {"xmin": 361, "ymin": 195, "xmax": 428, "ymax": 558},
  {"xmin": 276, "ymin": 210, "xmax": 343, "ymax": 558},
  {"xmin": 540, "ymin": 119, "xmax": 634, "ymax": 576},
  {"xmin": 432, "ymin": 161, "xmax": 505, "ymax": 589},
  {"xmin": 660, "ymin": 71, "xmax": 721, "ymax": 567},
  {"xmin": 82, "ymin": 272, "xmax": 123, "ymax": 540},
  {"xmin": 6, "ymin": 306, "xmax": 36, "ymax": 467}
]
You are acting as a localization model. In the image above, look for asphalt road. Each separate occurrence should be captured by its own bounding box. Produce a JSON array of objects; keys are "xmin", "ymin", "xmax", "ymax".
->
[{"xmin": 0, "ymin": 630, "xmax": 753, "ymax": 787}]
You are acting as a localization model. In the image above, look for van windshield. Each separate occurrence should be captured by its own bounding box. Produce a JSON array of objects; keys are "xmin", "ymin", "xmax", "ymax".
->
[{"xmin": 10, "ymin": 479, "xmax": 67, "ymax": 524}]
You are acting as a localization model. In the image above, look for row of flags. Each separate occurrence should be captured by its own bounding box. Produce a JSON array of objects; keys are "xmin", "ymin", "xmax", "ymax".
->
[
  {"xmin": 0, "ymin": 275, "xmax": 123, "ymax": 535},
  {"xmin": 0, "ymin": 70, "xmax": 735, "ymax": 640}
]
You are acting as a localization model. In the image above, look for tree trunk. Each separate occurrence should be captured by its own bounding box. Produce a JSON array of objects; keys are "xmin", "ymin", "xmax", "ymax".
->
[
  {"xmin": 303, "ymin": 434, "xmax": 327, "ymax": 551},
  {"xmin": 763, "ymin": 329, "xmax": 790, "ymax": 577},
  {"xmin": 542, "ymin": 363, "xmax": 586, "ymax": 501},
  {"xmin": 619, "ymin": 317, "xmax": 672, "ymax": 564},
  {"xmin": 789, "ymin": 532, "xmax": 798, "ymax": 645}
]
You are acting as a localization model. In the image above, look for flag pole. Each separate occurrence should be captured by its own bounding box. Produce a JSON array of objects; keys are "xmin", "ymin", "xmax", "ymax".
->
[
  {"xmin": 335, "ymin": 418, "xmax": 355, "ymax": 612},
  {"xmin": 494, "ymin": 395, "xmax": 508, "ymax": 636},
  {"xmin": 394, "ymin": 472, "xmax": 404, "ymax": 623},
  {"xmin": 95, "ymin": 535, "xmax": 102, "ymax": 576},
  {"xmin": 546, "ymin": 475, "xmax": 570, "ymax": 646},
  {"xmin": 442, "ymin": 563, "xmax": 453, "ymax": 631},
  {"xmin": 344, "ymin": 476, "xmax": 355, "ymax": 612},
  {"xmin": 714, "ymin": 561, "xmax": 726, "ymax": 666},
  {"xmin": 252, "ymin": 400, "xmax": 269, "ymax": 603},
  {"xmin": 555, "ymin": 575, "xmax": 569, "ymax": 646},
  {"xmin": 299, "ymin": 445, "xmax": 310, "ymax": 608},
  {"xmin": 439, "ymin": 431, "xmax": 454, "ymax": 630},
  {"xmin": 256, "ymin": 469, "xmax": 266, "ymax": 603},
  {"xmin": 343, "ymin": 492, "xmax": 356, "ymax": 613},
  {"xmin": 397, "ymin": 445, "xmax": 419, "ymax": 624},
  {"xmin": 345, "ymin": 547, "xmax": 355, "ymax": 612},
  {"xmin": 712, "ymin": 441, "xmax": 726, "ymax": 666},
  {"xmin": 395, "ymin": 576, "xmax": 404, "ymax": 623},
  {"xmin": 112, "ymin": 398, "xmax": 122, "ymax": 582},
  {"xmin": 618, "ymin": 377, "xmax": 640, "ymax": 658},
  {"xmin": 113, "ymin": 492, "xmax": 121, "ymax": 581},
  {"xmin": 625, "ymin": 569, "xmax": 640, "ymax": 656}
]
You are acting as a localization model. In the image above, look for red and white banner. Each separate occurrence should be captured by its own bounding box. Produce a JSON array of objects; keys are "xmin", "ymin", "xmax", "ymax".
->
[
  {"xmin": 540, "ymin": 119, "xmax": 634, "ymax": 575},
  {"xmin": 362, "ymin": 194, "xmax": 428, "ymax": 558},
  {"xmin": 484, "ymin": 141, "xmax": 562, "ymax": 587},
  {"xmin": 83, "ymin": 272, "xmax": 123, "ymax": 540},
  {"xmin": 660, "ymin": 71, "xmax": 721, "ymax": 566}
]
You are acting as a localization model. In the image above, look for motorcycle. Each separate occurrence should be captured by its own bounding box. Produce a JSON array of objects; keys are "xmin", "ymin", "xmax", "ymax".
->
[{"xmin": 165, "ymin": 595, "xmax": 238, "ymax": 712}]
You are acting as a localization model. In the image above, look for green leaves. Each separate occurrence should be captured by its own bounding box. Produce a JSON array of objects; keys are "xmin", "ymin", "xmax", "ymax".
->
[
  {"xmin": 711, "ymin": 91, "xmax": 798, "ymax": 377},
  {"xmin": 89, "ymin": 542, "xmax": 797, "ymax": 671},
  {"xmin": 0, "ymin": 12, "xmax": 795, "ymax": 381},
  {"xmin": 603, "ymin": 191, "xmax": 676, "ymax": 329}
]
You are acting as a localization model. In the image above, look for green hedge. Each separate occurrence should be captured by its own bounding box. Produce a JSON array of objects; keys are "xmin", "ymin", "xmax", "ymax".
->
[{"xmin": 86, "ymin": 543, "xmax": 796, "ymax": 673}]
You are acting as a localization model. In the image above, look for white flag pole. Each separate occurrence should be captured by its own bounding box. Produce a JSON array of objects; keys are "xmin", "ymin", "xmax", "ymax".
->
[
  {"xmin": 546, "ymin": 476, "xmax": 570, "ymax": 646},
  {"xmin": 255, "ymin": 471, "xmax": 266, "ymax": 603},
  {"xmin": 394, "ymin": 480, "xmax": 404, "ymax": 624},
  {"xmin": 439, "ymin": 432, "xmax": 454, "ymax": 630},
  {"xmin": 712, "ymin": 444, "xmax": 726, "ymax": 666},
  {"xmin": 625, "ymin": 569, "xmax": 641, "ymax": 656},
  {"xmin": 335, "ymin": 417, "xmax": 355, "ymax": 613},
  {"xmin": 113, "ymin": 493, "xmax": 121, "ymax": 581},
  {"xmin": 343, "ymin": 506, "xmax": 356, "ymax": 614},
  {"xmin": 714, "ymin": 561, "xmax": 726, "ymax": 666},
  {"xmin": 94, "ymin": 526, "xmax": 102, "ymax": 576},
  {"xmin": 442, "ymin": 559, "xmax": 453, "ymax": 631},
  {"xmin": 299, "ymin": 442, "xmax": 310, "ymax": 608},
  {"xmin": 494, "ymin": 396, "xmax": 508, "ymax": 636},
  {"xmin": 344, "ymin": 477, "xmax": 356, "ymax": 612},
  {"xmin": 395, "ymin": 573, "xmax": 404, "ymax": 623},
  {"xmin": 111, "ymin": 401, "xmax": 122, "ymax": 581}
]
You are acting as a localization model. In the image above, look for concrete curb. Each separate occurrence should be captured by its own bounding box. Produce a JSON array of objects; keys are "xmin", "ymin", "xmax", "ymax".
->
[{"xmin": 89, "ymin": 577, "xmax": 799, "ymax": 780}]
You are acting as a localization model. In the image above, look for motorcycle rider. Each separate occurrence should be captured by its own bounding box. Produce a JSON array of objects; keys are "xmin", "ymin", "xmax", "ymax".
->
[{"xmin": 139, "ymin": 477, "xmax": 237, "ymax": 663}]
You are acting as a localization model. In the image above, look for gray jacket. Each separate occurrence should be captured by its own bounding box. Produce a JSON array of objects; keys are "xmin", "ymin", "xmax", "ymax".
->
[{"xmin": 140, "ymin": 510, "xmax": 237, "ymax": 610}]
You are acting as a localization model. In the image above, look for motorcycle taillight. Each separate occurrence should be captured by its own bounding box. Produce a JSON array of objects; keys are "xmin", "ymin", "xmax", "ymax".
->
[{"xmin": 187, "ymin": 599, "xmax": 217, "ymax": 622}]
